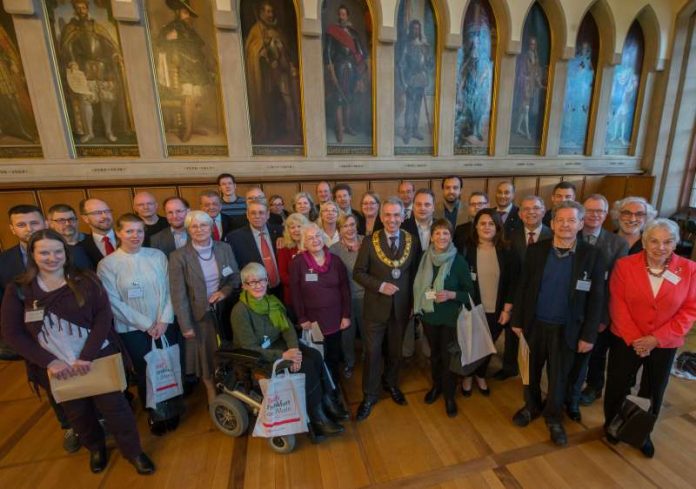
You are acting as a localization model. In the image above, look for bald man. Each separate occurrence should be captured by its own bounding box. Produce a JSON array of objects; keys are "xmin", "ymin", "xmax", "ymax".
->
[
  {"xmin": 133, "ymin": 191, "xmax": 168, "ymax": 244},
  {"xmin": 77, "ymin": 198, "xmax": 117, "ymax": 267}
]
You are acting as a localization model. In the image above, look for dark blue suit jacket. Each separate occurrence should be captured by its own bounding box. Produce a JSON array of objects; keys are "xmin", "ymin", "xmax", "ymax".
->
[{"xmin": 224, "ymin": 224, "xmax": 283, "ymax": 270}]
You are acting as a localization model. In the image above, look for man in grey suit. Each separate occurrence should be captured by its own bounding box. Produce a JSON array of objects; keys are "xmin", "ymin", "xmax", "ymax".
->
[
  {"xmin": 566, "ymin": 194, "xmax": 629, "ymax": 418},
  {"xmin": 354, "ymin": 197, "xmax": 419, "ymax": 420},
  {"xmin": 150, "ymin": 196, "xmax": 190, "ymax": 257},
  {"xmin": 498, "ymin": 195, "xmax": 552, "ymax": 380}
]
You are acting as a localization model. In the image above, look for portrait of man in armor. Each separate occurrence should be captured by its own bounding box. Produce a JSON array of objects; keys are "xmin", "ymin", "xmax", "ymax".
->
[
  {"xmin": 147, "ymin": 0, "xmax": 227, "ymax": 155},
  {"xmin": 322, "ymin": 0, "xmax": 372, "ymax": 154},
  {"xmin": 241, "ymin": 0, "xmax": 303, "ymax": 154},
  {"xmin": 394, "ymin": 0, "xmax": 436, "ymax": 155},
  {"xmin": 0, "ymin": 5, "xmax": 41, "ymax": 157},
  {"xmin": 46, "ymin": 0, "xmax": 137, "ymax": 155}
]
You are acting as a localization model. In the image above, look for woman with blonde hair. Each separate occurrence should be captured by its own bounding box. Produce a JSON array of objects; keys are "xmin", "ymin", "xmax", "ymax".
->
[
  {"xmin": 291, "ymin": 191, "xmax": 318, "ymax": 222},
  {"xmin": 277, "ymin": 212, "xmax": 309, "ymax": 310},
  {"xmin": 318, "ymin": 201, "xmax": 341, "ymax": 247}
]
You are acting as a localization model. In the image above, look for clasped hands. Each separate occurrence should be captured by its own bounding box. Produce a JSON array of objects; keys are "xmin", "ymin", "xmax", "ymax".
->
[
  {"xmin": 47, "ymin": 359, "xmax": 92, "ymax": 380},
  {"xmin": 632, "ymin": 335, "xmax": 658, "ymax": 357}
]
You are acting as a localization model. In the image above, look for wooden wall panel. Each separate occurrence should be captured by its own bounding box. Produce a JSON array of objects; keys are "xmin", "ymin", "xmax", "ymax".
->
[
  {"xmin": 179, "ymin": 185, "xmax": 217, "ymax": 210},
  {"xmin": 625, "ymin": 176, "xmax": 655, "ymax": 200},
  {"xmin": 407, "ymin": 179, "xmax": 431, "ymax": 191},
  {"xmin": 538, "ymin": 176, "xmax": 562, "ymax": 208},
  {"xmin": 337, "ymin": 181, "xmax": 368, "ymax": 202},
  {"xmin": 133, "ymin": 187, "xmax": 178, "ymax": 208},
  {"xmin": 37, "ymin": 189, "xmax": 89, "ymax": 234},
  {"xmin": 263, "ymin": 182, "xmax": 300, "ymax": 210},
  {"xmin": 87, "ymin": 188, "xmax": 134, "ymax": 222},
  {"xmin": 0, "ymin": 191, "xmax": 39, "ymax": 250},
  {"xmin": 583, "ymin": 176, "xmax": 604, "ymax": 200},
  {"xmin": 599, "ymin": 177, "xmax": 628, "ymax": 208},
  {"xmin": 369, "ymin": 180, "xmax": 400, "ymax": 200},
  {"xmin": 513, "ymin": 177, "xmax": 538, "ymax": 204},
  {"xmin": 460, "ymin": 178, "xmax": 487, "ymax": 205},
  {"xmin": 562, "ymin": 175, "xmax": 586, "ymax": 200},
  {"xmin": 300, "ymin": 181, "xmax": 335, "ymax": 198}
]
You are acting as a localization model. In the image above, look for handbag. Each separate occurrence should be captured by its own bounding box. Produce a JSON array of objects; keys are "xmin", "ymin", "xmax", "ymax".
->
[
  {"xmin": 253, "ymin": 359, "xmax": 308, "ymax": 438},
  {"xmin": 607, "ymin": 395, "xmax": 657, "ymax": 448},
  {"xmin": 300, "ymin": 325, "xmax": 324, "ymax": 357},
  {"xmin": 144, "ymin": 336, "xmax": 183, "ymax": 409},
  {"xmin": 455, "ymin": 295, "xmax": 496, "ymax": 368},
  {"xmin": 49, "ymin": 353, "xmax": 127, "ymax": 403}
]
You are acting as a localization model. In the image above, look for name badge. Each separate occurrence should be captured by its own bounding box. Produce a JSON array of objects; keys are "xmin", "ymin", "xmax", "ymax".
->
[
  {"xmin": 425, "ymin": 289, "xmax": 437, "ymax": 300},
  {"xmin": 222, "ymin": 266, "xmax": 233, "ymax": 277},
  {"xmin": 604, "ymin": 271, "xmax": 609, "ymax": 281},
  {"xmin": 470, "ymin": 272, "xmax": 477, "ymax": 281},
  {"xmin": 261, "ymin": 336, "xmax": 271, "ymax": 349},
  {"xmin": 25, "ymin": 308, "xmax": 45, "ymax": 322},
  {"xmin": 127, "ymin": 287, "xmax": 144, "ymax": 299},
  {"xmin": 305, "ymin": 273, "xmax": 318, "ymax": 282},
  {"xmin": 663, "ymin": 270, "xmax": 681, "ymax": 285},
  {"xmin": 576, "ymin": 280, "xmax": 591, "ymax": 292}
]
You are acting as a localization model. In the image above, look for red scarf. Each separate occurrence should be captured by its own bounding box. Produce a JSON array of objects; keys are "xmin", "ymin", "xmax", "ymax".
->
[{"xmin": 301, "ymin": 247, "xmax": 332, "ymax": 273}]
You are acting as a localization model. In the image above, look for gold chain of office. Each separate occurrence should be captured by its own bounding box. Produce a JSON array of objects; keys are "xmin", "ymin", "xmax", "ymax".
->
[{"xmin": 372, "ymin": 230, "xmax": 412, "ymax": 269}]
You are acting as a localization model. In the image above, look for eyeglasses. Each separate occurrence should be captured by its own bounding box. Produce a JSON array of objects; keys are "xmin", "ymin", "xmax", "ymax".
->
[
  {"xmin": 84, "ymin": 209, "xmax": 112, "ymax": 216},
  {"xmin": 51, "ymin": 217, "xmax": 77, "ymax": 224},
  {"xmin": 521, "ymin": 206, "xmax": 543, "ymax": 212},
  {"xmin": 584, "ymin": 209, "xmax": 607, "ymax": 215},
  {"xmin": 244, "ymin": 278, "xmax": 268, "ymax": 288},
  {"xmin": 620, "ymin": 210, "xmax": 647, "ymax": 219}
]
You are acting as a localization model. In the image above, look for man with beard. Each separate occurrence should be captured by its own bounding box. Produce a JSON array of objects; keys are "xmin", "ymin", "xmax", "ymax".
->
[
  {"xmin": 324, "ymin": 4, "xmax": 369, "ymax": 143},
  {"xmin": 47, "ymin": 204, "xmax": 91, "ymax": 270},
  {"xmin": 77, "ymin": 198, "xmax": 117, "ymax": 268},
  {"xmin": 397, "ymin": 20, "xmax": 432, "ymax": 144},
  {"xmin": 60, "ymin": 0, "xmax": 129, "ymax": 143},
  {"xmin": 435, "ymin": 175, "xmax": 467, "ymax": 228},
  {"xmin": 244, "ymin": 1, "xmax": 301, "ymax": 144},
  {"xmin": 157, "ymin": 0, "xmax": 213, "ymax": 142}
]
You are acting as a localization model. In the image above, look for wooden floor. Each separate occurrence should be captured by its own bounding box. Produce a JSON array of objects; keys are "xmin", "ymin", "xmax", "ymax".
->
[{"xmin": 1, "ymin": 332, "xmax": 695, "ymax": 489}]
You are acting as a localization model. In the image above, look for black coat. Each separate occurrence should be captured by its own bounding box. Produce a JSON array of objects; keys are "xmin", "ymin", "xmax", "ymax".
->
[
  {"xmin": 509, "ymin": 225, "xmax": 553, "ymax": 266},
  {"xmin": 495, "ymin": 205, "xmax": 523, "ymax": 236},
  {"xmin": 77, "ymin": 234, "xmax": 106, "ymax": 269},
  {"xmin": 464, "ymin": 245, "xmax": 519, "ymax": 318},
  {"xmin": 511, "ymin": 239, "xmax": 606, "ymax": 350},
  {"xmin": 0, "ymin": 246, "xmax": 25, "ymax": 305}
]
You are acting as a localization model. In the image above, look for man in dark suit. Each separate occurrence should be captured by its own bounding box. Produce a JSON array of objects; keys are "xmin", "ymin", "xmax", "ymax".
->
[
  {"xmin": 498, "ymin": 195, "xmax": 553, "ymax": 380},
  {"xmin": 353, "ymin": 197, "xmax": 419, "ymax": 420},
  {"xmin": 150, "ymin": 196, "xmax": 190, "ymax": 257},
  {"xmin": 453, "ymin": 191, "xmax": 489, "ymax": 254},
  {"xmin": 200, "ymin": 190, "xmax": 234, "ymax": 240},
  {"xmin": 224, "ymin": 199, "xmax": 283, "ymax": 298},
  {"xmin": 77, "ymin": 198, "xmax": 117, "ymax": 269},
  {"xmin": 510, "ymin": 201, "xmax": 606, "ymax": 446},
  {"xmin": 542, "ymin": 181, "xmax": 576, "ymax": 227},
  {"xmin": 492, "ymin": 181, "xmax": 522, "ymax": 236},
  {"xmin": 333, "ymin": 183, "xmax": 365, "ymax": 232},
  {"xmin": 567, "ymin": 194, "xmax": 629, "ymax": 417}
]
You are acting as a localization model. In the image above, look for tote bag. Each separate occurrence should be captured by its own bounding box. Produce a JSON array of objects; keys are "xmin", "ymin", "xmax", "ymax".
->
[
  {"xmin": 607, "ymin": 395, "xmax": 657, "ymax": 448},
  {"xmin": 253, "ymin": 359, "xmax": 308, "ymax": 438},
  {"xmin": 144, "ymin": 336, "xmax": 183, "ymax": 409},
  {"xmin": 455, "ymin": 295, "xmax": 497, "ymax": 368}
]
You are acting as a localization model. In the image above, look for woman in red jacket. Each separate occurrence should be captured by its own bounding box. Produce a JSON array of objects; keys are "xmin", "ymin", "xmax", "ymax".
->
[{"xmin": 605, "ymin": 218, "xmax": 696, "ymax": 458}]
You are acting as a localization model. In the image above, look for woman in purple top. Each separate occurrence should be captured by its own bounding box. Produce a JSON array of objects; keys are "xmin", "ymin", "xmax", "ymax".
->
[
  {"xmin": 0, "ymin": 230, "xmax": 154, "ymax": 475},
  {"xmin": 290, "ymin": 223, "xmax": 351, "ymax": 389}
]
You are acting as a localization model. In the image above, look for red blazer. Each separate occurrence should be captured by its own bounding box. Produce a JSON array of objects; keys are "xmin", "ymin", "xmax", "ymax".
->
[
  {"xmin": 609, "ymin": 251, "xmax": 696, "ymax": 348},
  {"xmin": 277, "ymin": 246, "xmax": 300, "ymax": 306}
]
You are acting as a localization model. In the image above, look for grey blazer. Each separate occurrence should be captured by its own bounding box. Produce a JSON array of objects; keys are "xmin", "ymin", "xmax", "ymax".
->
[
  {"xmin": 169, "ymin": 241, "xmax": 240, "ymax": 334},
  {"xmin": 151, "ymin": 228, "xmax": 185, "ymax": 258}
]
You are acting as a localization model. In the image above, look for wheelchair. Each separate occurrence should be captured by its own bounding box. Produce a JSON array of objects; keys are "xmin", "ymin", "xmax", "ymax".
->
[{"xmin": 208, "ymin": 345, "xmax": 298, "ymax": 454}]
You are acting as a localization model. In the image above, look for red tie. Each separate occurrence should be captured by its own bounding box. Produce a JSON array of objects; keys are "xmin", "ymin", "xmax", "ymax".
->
[
  {"xmin": 260, "ymin": 232, "xmax": 279, "ymax": 287},
  {"xmin": 527, "ymin": 232, "xmax": 535, "ymax": 246},
  {"xmin": 102, "ymin": 235, "xmax": 115, "ymax": 255},
  {"xmin": 212, "ymin": 223, "xmax": 221, "ymax": 241}
]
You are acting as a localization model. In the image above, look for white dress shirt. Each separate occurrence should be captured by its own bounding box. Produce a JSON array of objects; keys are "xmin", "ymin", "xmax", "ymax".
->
[{"xmin": 92, "ymin": 229, "xmax": 117, "ymax": 256}]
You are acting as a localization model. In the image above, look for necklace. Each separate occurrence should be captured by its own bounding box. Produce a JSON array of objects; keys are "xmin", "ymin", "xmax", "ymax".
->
[
  {"xmin": 645, "ymin": 252, "xmax": 672, "ymax": 278},
  {"xmin": 193, "ymin": 243, "xmax": 215, "ymax": 261}
]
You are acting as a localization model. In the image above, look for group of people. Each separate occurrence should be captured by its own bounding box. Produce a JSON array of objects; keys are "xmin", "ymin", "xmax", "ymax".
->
[{"xmin": 0, "ymin": 173, "xmax": 694, "ymax": 474}]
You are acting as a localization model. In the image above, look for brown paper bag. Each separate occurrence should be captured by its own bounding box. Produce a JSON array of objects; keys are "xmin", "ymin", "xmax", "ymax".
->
[
  {"xmin": 517, "ymin": 334, "xmax": 530, "ymax": 386},
  {"xmin": 49, "ymin": 353, "xmax": 127, "ymax": 403}
]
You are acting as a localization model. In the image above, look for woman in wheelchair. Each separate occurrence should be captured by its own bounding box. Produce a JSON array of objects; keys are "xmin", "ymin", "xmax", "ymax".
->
[{"xmin": 230, "ymin": 263, "xmax": 347, "ymax": 440}]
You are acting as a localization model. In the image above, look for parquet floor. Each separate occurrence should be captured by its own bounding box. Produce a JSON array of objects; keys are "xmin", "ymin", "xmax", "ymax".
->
[{"xmin": 0, "ymin": 331, "xmax": 694, "ymax": 489}]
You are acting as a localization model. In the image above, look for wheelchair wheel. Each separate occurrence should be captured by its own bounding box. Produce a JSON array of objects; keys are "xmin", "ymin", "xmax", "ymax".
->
[
  {"xmin": 209, "ymin": 394, "xmax": 248, "ymax": 437},
  {"xmin": 268, "ymin": 434, "xmax": 296, "ymax": 454}
]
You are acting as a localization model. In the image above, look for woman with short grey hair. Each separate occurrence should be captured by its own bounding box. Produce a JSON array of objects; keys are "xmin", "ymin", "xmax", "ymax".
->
[{"xmin": 611, "ymin": 197, "xmax": 657, "ymax": 255}]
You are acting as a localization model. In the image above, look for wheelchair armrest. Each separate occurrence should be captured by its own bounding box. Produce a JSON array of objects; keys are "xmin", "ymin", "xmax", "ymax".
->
[{"xmin": 216, "ymin": 348, "xmax": 263, "ymax": 364}]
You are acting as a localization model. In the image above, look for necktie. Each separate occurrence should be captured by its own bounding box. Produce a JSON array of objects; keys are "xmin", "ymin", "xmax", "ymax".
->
[
  {"xmin": 102, "ymin": 235, "xmax": 115, "ymax": 255},
  {"xmin": 586, "ymin": 234, "xmax": 597, "ymax": 245},
  {"xmin": 499, "ymin": 211, "xmax": 508, "ymax": 223},
  {"xmin": 389, "ymin": 236, "xmax": 398, "ymax": 257},
  {"xmin": 260, "ymin": 232, "xmax": 279, "ymax": 286},
  {"xmin": 405, "ymin": 208, "xmax": 411, "ymax": 219},
  {"xmin": 212, "ymin": 222, "xmax": 220, "ymax": 241},
  {"xmin": 527, "ymin": 232, "xmax": 535, "ymax": 246}
]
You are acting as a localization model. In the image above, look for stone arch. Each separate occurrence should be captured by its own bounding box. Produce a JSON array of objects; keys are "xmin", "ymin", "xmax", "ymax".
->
[
  {"xmin": 634, "ymin": 4, "xmax": 661, "ymax": 71},
  {"xmin": 449, "ymin": 0, "xmax": 511, "ymax": 52},
  {"xmin": 580, "ymin": 0, "xmax": 618, "ymax": 65}
]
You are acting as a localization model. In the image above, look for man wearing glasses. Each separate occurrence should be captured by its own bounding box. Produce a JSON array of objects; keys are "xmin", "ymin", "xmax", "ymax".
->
[
  {"xmin": 77, "ymin": 198, "xmax": 116, "ymax": 267},
  {"xmin": 454, "ymin": 191, "xmax": 490, "ymax": 253},
  {"xmin": 47, "ymin": 204, "xmax": 92, "ymax": 270}
]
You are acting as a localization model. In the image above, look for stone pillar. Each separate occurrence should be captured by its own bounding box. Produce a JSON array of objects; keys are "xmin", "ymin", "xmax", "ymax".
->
[
  {"xmin": 375, "ymin": 42, "xmax": 394, "ymax": 156},
  {"xmin": 300, "ymin": 34, "xmax": 327, "ymax": 158},
  {"xmin": 590, "ymin": 65, "xmax": 615, "ymax": 157},
  {"xmin": 493, "ymin": 54, "xmax": 516, "ymax": 156},
  {"xmin": 543, "ymin": 60, "xmax": 568, "ymax": 157},
  {"xmin": 632, "ymin": 71, "xmax": 656, "ymax": 159},
  {"xmin": 436, "ymin": 48, "xmax": 458, "ymax": 157}
]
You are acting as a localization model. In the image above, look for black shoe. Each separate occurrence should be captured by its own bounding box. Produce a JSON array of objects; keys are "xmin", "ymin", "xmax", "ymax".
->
[
  {"xmin": 579, "ymin": 387, "xmax": 602, "ymax": 406},
  {"xmin": 322, "ymin": 392, "xmax": 350, "ymax": 421},
  {"xmin": 548, "ymin": 423, "xmax": 568, "ymax": 446},
  {"xmin": 89, "ymin": 447, "xmax": 108, "ymax": 473},
  {"xmin": 384, "ymin": 386, "xmax": 407, "ymax": 405},
  {"xmin": 63, "ymin": 428, "xmax": 81, "ymax": 453},
  {"xmin": 310, "ymin": 404, "xmax": 345, "ymax": 436},
  {"xmin": 356, "ymin": 399, "xmax": 376, "ymax": 421},
  {"xmin": 476, "ymin": 380, "xmax": 490, "ymax": 397},
  {"xmin": 165, "ymin": 416, "xmax": 180, "ymax": 432},
  {"xmin": 493, "ymin": 369, "xmax": 517, "ymax": 381},
  {"xmin": 604, "ymin": 429, "xmax": 619, "ymax": 445},
  {"xmin": 130, "ymin": 453, "xmax": 156, "ymax": 475},
  {"xmin": 307, "ymin": 423, "xmax": 327, "ymax": 444},
  {"xmin": 566, "ymin": 405, "xmax": 582, "ymax": 422},
  {"xmin": 0, "ymin": 346, "xmax": 21, "ymax": 361},
  {"xmin": 445, "ymin": 398, "xmax": 458, "ymax": 418},
  {"xmin": 640, "ymin": 437, "xmax": 655, "ymax": 458},
  {"xmin": 148, "ymin": 416, "xmax": 167, "ymax": 436},
  {"xmin": 512, "ymin": 407, "xmax": 540, "ymax": 427},
  {"xmin": 424, "ymin": 387, "xmax": 441, "ymax": 404},
  {"xmin": 460, "ymin": 384, "xmax": 472, "ymax": 398}
]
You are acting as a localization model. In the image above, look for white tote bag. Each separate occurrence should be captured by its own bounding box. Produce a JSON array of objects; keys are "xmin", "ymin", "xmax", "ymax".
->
[
  {"xmin": 253, "ymin": 359, "xmax": 308, "ymax": 438},
  {"xmin": 144, "ymin": 336, "xmax": 183, "ymax": 409},
  {"xmin": 456, "ymin": 294, "xmax": 497, "ymax": 368}
]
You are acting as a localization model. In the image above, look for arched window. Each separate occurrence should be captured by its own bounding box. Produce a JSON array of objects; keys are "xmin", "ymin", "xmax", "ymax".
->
[
  {"xmin": 394, "ymin": 0, "xmax": 438, "ymax": 155},
  {"xmin": 454, "ymin": 0, "xmax": 497, "ymax": 155},
  {"xmin": 604, "ymin": 21, "xmax": 644, "ymax": 155},
  {"xmin": 559, "ymin": 13, "xmax": 599, "ymax": 155},
  {"xmin": 240, "ymin": 0, "xmax": 305, "ymax": 156},
  {"xmin": 322, "ymin": 0, "xmax": 374, "ymax": 155},
  {"xmin": 509, "ymin": 2, "xmax": 551, "ymax": 155}
]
